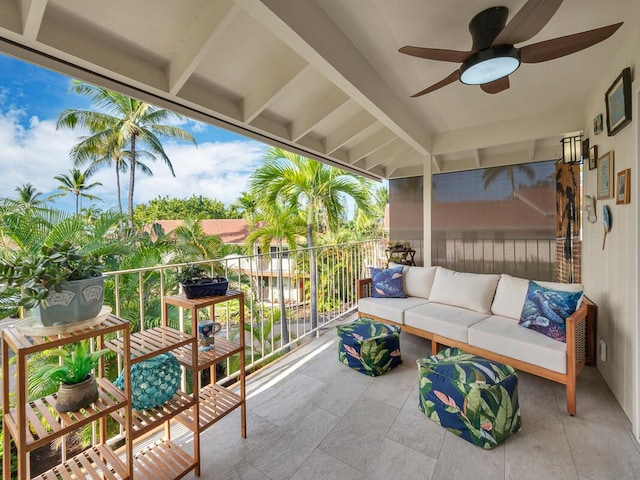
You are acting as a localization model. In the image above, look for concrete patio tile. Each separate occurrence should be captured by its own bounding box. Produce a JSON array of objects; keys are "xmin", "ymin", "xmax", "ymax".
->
[
  {"xmin": 505, "ymin": 424, "xmax": 578, "ymax": 480},
  {"xmin": 361, "ymin": 362, "xmax": 417, "ymax": 409},
  {"xmin": 243, "ymin": 406, "xmax": 340, "ymax": 479},
  {"xmin": 386, "ymin": 385, "xmax": 445, "ymax": 459},
  {"xmin": 310, "ymin": 366, "xmax": 373, "ymax": 417},
  {"xmin": 564, "ymin": 417, "xmax": 640, "ymax": 480},
  {"xmin": 517, "ymin": 372, "xmax": 567, "ymax": 435},
  {"xmin": 250, "ymin": 372, "xmax": 325, "ymax": 426},
  {"xmin": 363, "ymin": 437, "xmax": 437, "ymax": 480},
  {"xmin": 431, "ymin": 431, "xmax": 505, "ymax": 480},
  {"xmin": 290, "ymin": 449, "xmax": 363, "ymax": 480},
  {"xmin": 318, "ymin": 396, "xmax": 399, "ymax": 471}
]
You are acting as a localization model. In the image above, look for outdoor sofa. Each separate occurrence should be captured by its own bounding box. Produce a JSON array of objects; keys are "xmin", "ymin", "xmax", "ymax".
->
[{"xmin": 357, "ymin": 264, "xmax": 588, "ymax": 415}]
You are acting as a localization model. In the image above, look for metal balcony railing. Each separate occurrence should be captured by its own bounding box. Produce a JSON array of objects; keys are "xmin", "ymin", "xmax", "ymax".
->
[{"xmin": 104, "ymin": 239, "xmax": 385, "ymax": 381}]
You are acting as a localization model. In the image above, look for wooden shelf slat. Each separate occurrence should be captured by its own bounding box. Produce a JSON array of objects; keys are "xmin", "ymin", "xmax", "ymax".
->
[
  {"xmin": 110, "ymin": 390, "xmax": 195, "ymax": 439},
  {"xmin": 173, "ymin": 338, "xmax": 244, "ymax": 370},
  {"xmin": 6, "ymin": 377, "xmax": 127, "ymax": 451},
  {"xmin": 31, "ymin": 444, "xmax": 127, "ymax": 480},
  {"xmin": 177, "ymin": 383, "xmax": 243, "ymax": 431},
  {"xmin": 105, "ymin": 326, "xmax": 193, "ymax": 363},
  {"xmin": 3, "ymin": 316, "xmax": 129, "ymax": 354},
  {"xmin": 133, "ymin": 439, "xmax": 196, "ymax": 480}
]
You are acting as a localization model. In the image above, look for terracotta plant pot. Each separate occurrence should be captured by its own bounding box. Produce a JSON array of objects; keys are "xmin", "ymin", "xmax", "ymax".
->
[{"xmin": 55, "ymin": 374, "xmax": 99, "ymax": 412}]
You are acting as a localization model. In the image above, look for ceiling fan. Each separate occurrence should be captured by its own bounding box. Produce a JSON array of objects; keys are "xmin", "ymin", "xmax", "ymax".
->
[{"xmin": 399, "ymin": 0, "xmax": 623, "ymax": 96}]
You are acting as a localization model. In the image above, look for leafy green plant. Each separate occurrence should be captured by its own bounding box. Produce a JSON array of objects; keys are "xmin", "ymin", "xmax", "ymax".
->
[
  {"xmin": 176, "ymin": 264, "xmax": 211, "ymax": 285},
  {"xmin": 0, "ymin": 241, "xmax": 104, "ymax": 309},
  {"xmin": 30, "ymin": 340, "xmax": 110, "ymax": 386}
]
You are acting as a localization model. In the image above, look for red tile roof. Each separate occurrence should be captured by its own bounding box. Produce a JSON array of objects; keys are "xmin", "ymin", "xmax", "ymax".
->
[{"xmin": 146, "ymin": 219, "xmax": 251, "ymax": 244}]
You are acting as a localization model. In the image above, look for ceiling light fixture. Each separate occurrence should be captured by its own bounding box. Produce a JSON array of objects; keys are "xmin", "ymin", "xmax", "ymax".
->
[{"xmin": 459, "ymin": 46, "xmax": 521, "ymax": 85}]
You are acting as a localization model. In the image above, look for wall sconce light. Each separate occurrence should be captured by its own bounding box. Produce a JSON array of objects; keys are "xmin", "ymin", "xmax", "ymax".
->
[{"xmin": 561, "ymin": 134, "xmax": 583, "ymax": 164}]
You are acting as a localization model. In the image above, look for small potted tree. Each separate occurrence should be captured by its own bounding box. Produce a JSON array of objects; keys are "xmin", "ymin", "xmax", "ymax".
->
[
  {"xmin": 0, "ymin": 241, "xmax": 106, "ymax": 326},
  {"xmin": 30, "ymin": 340, "xmax": 110, "ymax": 412},
  {"xmin": 177, "ymin": 264, "xmax": 228, "ymax": 299}
]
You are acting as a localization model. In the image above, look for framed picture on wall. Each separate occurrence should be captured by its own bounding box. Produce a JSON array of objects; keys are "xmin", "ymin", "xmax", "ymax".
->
[
  {"xmin": 597, "ymin": 151, "xmax": 614, "ymax": 199},
  {"xmin": 605, "ymin": 67, "xmax": 632, "ymax": 136},
  {"xmin": 589, "ymin": 145, "xmax": 598, "ymax": 170},
  {"xmin": 616, "ymin": 168, "xmax": 631, "ymax": 204}
]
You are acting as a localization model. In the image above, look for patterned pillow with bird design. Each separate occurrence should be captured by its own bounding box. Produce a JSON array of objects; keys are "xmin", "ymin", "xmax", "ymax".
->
[
  {"xmin": 370, "ymin": 266, "xmax": 405, "ymax": 298},
  {"xmin": 518, "ymin": 281, "xmax": 582, "ymax": 342}
]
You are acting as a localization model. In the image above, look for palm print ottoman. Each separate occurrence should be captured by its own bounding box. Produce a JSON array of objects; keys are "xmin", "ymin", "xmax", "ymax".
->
[
  {"xmin": 417, "ymin": 348, "xmax": 521, "ymax": 449},
  {"xmin": 337, "ymin": 318, "xmax": 402, "ymax": 376}
]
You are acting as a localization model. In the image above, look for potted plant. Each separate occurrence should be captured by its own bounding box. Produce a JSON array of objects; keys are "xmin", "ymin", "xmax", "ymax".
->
[
  {"xmin": 30, "ymin": 340, "xmax": 110, "ymax": 412},
  {"xmin": 177, "ymin": 264, "xmax": 228, "ymax": 299},
  {"xmin": 0, "ymin": 241, "xmax": 106, "ymax": 326}
]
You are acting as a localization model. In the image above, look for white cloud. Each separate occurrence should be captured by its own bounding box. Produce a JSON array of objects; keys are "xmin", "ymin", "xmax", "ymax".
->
[{"xmin": 0, "ymin": 109, "xmax": 267, "ymax": 211}]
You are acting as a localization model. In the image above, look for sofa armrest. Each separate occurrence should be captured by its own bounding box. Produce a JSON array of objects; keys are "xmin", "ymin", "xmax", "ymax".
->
[
  {"xmin": 357, "ymin": 278, "xmax": 373, "ymax": 301},
  {"xmin": 566, "ymin": 302, "xmax": 588, "ymax": 372}
]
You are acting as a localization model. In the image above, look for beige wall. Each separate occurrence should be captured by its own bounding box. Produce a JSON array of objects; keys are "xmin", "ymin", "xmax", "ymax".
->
[{"xmin": 582, "ymin": 25, "xmax": 640, "ymax": 438}]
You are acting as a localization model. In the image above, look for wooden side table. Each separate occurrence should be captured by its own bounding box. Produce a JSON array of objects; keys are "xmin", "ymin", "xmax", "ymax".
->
[{"xmin": 385, "ymin": 248, "xmax": 416, "ymax": 266}]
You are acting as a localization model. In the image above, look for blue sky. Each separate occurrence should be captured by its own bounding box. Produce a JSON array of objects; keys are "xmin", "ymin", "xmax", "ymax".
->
[{"xmin": 0, "ymin": 54, "xmax": 267, "ymax": 213}]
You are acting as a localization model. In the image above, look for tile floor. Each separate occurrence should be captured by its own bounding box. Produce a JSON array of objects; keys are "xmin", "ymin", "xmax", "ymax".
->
[{"xmin": 183, "ymin": 319, "xmax": 640, "ymax": 480}]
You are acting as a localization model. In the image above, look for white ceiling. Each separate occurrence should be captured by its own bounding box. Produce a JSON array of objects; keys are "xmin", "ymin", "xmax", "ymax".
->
[{"xmin": 0, "ymin": 0, "xmax": 636, "ymax": 179}]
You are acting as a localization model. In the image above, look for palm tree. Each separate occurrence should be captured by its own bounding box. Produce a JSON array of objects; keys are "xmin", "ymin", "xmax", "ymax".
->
[
  {"xmin": 5, "ymin": 183, "xmax": 53, "ymax": 213},
  {"xmin": 481, "ymin": 164, "xmax": 535, "ymax": 198},
  {"xmin": 56, "ymin": 81, "xmax": 196, "ymax": 226},
  {"xmin": 229, "ymin": 191, "xmax": 259, "ymax": 226},
  {"xmin": 54, "ymin": 168, "xmax": 103, "ymax": 215},
  {"xmin": 244, "ymin": 203, "xmax": 304, "ymax": 346},
  {"xmin": 250, "ymin": 147, "xmax": 373, "ymax": 329},
  {"xmin": 171, "ymin": 216, "xmax": 232, "ymax": 262}
]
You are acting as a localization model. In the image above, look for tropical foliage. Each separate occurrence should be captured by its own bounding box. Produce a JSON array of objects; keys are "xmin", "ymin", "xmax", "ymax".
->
[
  {"xmin": 57, "ymin": 81, "xmax": 196, "ymax": 225},
  {"xmin": 250, "ymin": 147, "xmax": 375, "ymax": 328},
  {"xmin": 134, "ymin": 195, "xmax": 232, "ymax": 225}
]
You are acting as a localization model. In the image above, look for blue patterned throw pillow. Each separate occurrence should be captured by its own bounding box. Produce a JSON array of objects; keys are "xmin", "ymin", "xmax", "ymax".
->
[
  {"xmin": 370, "ymin": 266, "xmax": 405, "ymax": 298},
  {"xmin": 518, "ymin": 281, "xmax": 582, "ymax": 342}
]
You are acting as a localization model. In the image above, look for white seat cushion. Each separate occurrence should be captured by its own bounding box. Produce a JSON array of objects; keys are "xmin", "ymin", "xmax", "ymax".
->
[
  {"xmin": 405, "ymin": 302, "xmax": 490, "ymax": 343},
  {"xmin": 389, "ymin": 263, "xmax": 438, "ymax": 299},
  {"xmin": 468, "ymin": 316, "xmax": 567, "ymax": 374},
  {"xmin": 358, "ymin": 297, "xmax": 429, "ymax": 324},
  {"xmin": 428, "ymin": 267, "xmax": 500, "ymax": 313},
  {"xmin": 491, "ymin": 274, "xmax": 585, "ymax": 320}
]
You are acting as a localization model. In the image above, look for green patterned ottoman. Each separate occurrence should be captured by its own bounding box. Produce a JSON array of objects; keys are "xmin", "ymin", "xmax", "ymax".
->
[
  {"xmin": 337, "ymin": 318, "xmax": 402, "ymax": 376},
  {"xmin": 417, "ymin": 347, "xmax": 521, "ymax": 449}
]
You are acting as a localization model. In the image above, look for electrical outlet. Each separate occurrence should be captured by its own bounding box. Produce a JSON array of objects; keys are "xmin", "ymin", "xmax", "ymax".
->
[{"xmin": 599, "ymin": 340, "xmax": 607, "ymax": 362}]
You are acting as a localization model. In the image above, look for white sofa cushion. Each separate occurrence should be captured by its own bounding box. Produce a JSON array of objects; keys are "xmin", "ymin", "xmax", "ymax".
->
[
  {"xmin": 390, "ymin": 263, "xmax": 438, "ymax": 299},
  {"xmin": 405, "ymin": 303, "xmax": 490, "ymax": 343},
  {"xmin": 468, "ymin": 315, "xmax": 567, "ymax": 374},
  {"xmin": 428, "ymin": 267, "xmax": 500, "ymax": 313},
  {"xmin": 358, "ymin": 296, "xmax": 429, "ymax": 324},
  {"xmin": 491, "ymin": 274, "xmax": 585, "ymax": 320}
]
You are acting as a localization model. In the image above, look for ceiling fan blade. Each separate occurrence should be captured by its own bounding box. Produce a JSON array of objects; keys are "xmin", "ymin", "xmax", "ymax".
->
[
  {"xmin": 399, "ymin": 46, "xmax": 471, "ymax": 63},
  {"xmin": 493, "ymin": 0, "xmax": 563, "ymax": 46},
  {"xmin": 411, "ymin": 71, "xmax": 460, "ymax": 97},
  {"xmin": 481, "ymin": 77, "xmax": 510, "ymax": 94},
  {"xmin": 520, "ymin": 23, "xmax": 623, "ymax": 63}
]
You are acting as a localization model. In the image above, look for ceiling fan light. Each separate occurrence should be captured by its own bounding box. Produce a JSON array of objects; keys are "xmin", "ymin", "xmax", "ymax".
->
[{"xmin": 460, "ymin": 47, "xmax": 520, "ymax": 85}]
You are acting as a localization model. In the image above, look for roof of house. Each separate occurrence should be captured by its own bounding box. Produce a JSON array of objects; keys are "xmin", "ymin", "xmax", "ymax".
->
[{"xmin": 147, "ymin": 219, "xmax": 251, "ymax": 244}]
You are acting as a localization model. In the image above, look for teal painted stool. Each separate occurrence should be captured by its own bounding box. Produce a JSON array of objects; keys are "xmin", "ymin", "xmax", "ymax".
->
[
  {"xmin": 337, "ymin": 318, "xmax": 402, "ymax": 376},
  {"xmin": 417, "ymin": 347, "xmax": 521, "ymax": 449}
]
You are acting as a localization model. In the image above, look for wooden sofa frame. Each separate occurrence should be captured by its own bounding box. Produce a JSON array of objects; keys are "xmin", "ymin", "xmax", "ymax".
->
[{"xmin": 357, "ymin": 278, "xmax": 589, "ymax": 416}]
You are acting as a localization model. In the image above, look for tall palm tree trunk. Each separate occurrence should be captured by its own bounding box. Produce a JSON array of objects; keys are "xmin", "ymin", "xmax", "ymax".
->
[
  {"xmin": 277, "ymin": 248, "xmax": 290, "ymax": 349},
  {"xmin": 127, "ymin": 135, "xmax": 137, "ymax": 227},
  {"xmin": 74, "ymin": 194, "xmax": 79, "ymax": 215},
  {"xmin": 115, "ymin": 166, "xmax": 123, "ymax": 216},
  {"xmin": 307, "ymin": 223, "xmax": 318, "ymax": 330}
]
